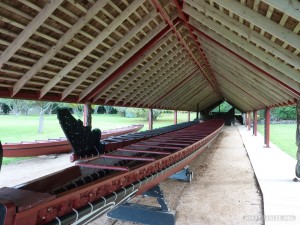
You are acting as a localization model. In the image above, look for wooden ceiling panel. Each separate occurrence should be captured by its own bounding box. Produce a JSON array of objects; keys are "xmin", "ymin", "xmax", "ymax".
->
[{"xmin": 0, "ymin": 0, "xmax": 299, "ymax": 111}]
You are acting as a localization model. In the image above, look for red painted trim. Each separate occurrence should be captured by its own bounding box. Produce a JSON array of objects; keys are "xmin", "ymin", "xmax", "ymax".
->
[
  {"xmin": 151, "ymin": 0, "xmax": 222, "ymax": 99},
  {"xmin": 192, "ymin": 26, "xmax": 300, "ymax": 97},
  {"xmin": 172, "ymin": 0, "xmax": 221, "ymax": 96},
  {"xmin": 83, "ymin": 25, "xmax": 174, "ymax": 102}
]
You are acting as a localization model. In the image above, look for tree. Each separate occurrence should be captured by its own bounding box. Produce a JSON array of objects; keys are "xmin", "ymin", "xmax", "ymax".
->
[
  {"xmin": 211, "ymin": 101, "xmax": 232, "ymax": 113},
  {"xmin": 35, "ymin": 101, "xmax": 54, "ymax": 133},
  {"xmin": 127, "ymin": 108, "xmax": 162, "ymax": 120},
  {"xmin": 0, "ymin": 99, "xmax": 29, "ymax": 116},
  {"xmin": 272, "ymin": 106, "xmax": 296, "ymax": 120}
]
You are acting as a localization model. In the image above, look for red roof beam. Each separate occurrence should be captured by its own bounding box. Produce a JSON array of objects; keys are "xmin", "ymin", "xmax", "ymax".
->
[
  {"xmin": 172, "ymin": 0, "xmax": 221, "ymax": 94},
  {"xmin": 151, "ymin": 0, "xmax": 222, "ymax": 99},
  {"xmin": 192, "ymin": 26, "xmax": 300, "ymax": 98},
  {"xmin": 82, "ymin": 24, "xmax": 176, "ymax": 103}
]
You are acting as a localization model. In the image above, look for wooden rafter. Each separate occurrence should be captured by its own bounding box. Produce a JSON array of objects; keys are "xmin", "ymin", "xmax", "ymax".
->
[
  {"xmin": 12, "ymin": 0, "xmax": 109, "ymax": 96},
  {"xmin": 40, "ymin": 0, "xmax": 146, "ymax": 98},
  {"xmin": 0, "ymin": 0, "xmax": 63, "ymax": 69}
]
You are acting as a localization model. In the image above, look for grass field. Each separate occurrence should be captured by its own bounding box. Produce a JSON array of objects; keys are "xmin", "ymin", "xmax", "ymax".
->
[
  {"xmin": 258, "ymin": 124, "xmax": 297, "ymax": 159},
  {"xmin": 0, "ymin": 112, "xmax": 196, "ymax": 164}
]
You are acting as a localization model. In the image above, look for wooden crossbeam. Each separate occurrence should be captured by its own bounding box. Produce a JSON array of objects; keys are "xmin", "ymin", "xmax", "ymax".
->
[
  {"xmin": 114, "ymin": 47, "xmax": 183, "ymax": 105},
  {"xmin": 104, "ymin": 37, "xmax": 178, "ymax": 104},
  {"xmin": 61, "ymin": 10, "xmax": 157, "ymax": 100},
  {"xmin": 185, "ymin": 1, "xmax": 300, "ymax": 70},
  {"xmin": 210, "ymin": 0, "xmax": 300, "ymax": 51},
  {"xmin": 137, "ymin": 63, "xmax": 196, "ymax": 107},
  {"xmin": 192, "ymin": 20, "xmax": 300, "ymax": 97},
  {"xmin": 122, "ymin": 51, "xmax": 188, "ymax": 106},
  {"xmin": 12, "ymin": 0, "xmax": 109, "ymax": 96},
  {"xmin": 185, "ymin": 5, "xmax": 300, "ymax": 83},
  {"xmin": 79, "ymin": 22, "xmax": 167, "ymax": 101},
  {"xmin": 40, "ymin": 0, "xmax": 146, "ymax": 98},
  {"xmin": 199, "ymin": 36, "xmax": 298, "ymax": 100},
  {"xmin": 261, "ymin": 0, "xmax": 300, "ymax": 21},
  {"xmin": 0, "ymin": 0, "xmax": 63, "ymax": 69},
  {"xmin": 141, "ymin": 65, "xmax": 198, "ymax": 106}
]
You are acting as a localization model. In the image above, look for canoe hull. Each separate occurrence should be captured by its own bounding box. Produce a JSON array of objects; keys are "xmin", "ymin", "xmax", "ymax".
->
[{"xmin": 2, "ymin": 124, "xmax": 143, "ymax": 157}]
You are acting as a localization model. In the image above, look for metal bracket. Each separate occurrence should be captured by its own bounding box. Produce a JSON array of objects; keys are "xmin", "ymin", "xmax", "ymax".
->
[
  {"xmin": 107, "ymin": 185, "xmax": 175, "ymax": 225},
  {"xmin": 169, "ymin": 166, "xmax": 193, "ymax": 182}
]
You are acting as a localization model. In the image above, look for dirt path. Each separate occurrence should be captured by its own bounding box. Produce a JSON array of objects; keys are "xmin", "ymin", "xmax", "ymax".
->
[{"xmin": 0, "ymin": 126, "xmax": 263, "ymax": 224}]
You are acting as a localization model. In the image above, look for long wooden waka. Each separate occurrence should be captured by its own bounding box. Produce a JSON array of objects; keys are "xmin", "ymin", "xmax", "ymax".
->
[{"xmin": 0, "ymin": 112, "xmax": 223, "ymax": 225}]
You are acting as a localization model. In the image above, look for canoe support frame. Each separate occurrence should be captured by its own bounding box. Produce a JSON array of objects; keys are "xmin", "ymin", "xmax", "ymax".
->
[{"xmin": 108, "ymin": 185, "xmax": 175, "ymax": 225}]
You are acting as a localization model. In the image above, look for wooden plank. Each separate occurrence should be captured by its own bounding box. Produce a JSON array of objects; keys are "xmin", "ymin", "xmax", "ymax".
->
[
  {"xmin": 79, "ymin": 22, "xmax": 167, "ymax": 101},
  {"xmin": 40, "ymin": 0, "xmax": 146, "ymax": 98},
  {"xmin": 261, "ymin": 0, "xmax": 300, "ymax": 21},
  {"xmin": 0, "ymin": 0, "xmax": 62, "ymax": 68},
  {"xmin": 184, "ymin": 1, "xmax": 300, "ymax": 70},
  {"xmin": 104, "ymin": 37, "xmax": 178, "ymax": 103},
  {"xmin": 12, "ymin": 0, "xmax": 109, "ymax": 96},
  {"xmin": 141, "ymin": 65, "xmax": 198, "ymax": 106},
  {"xmin": 191, "ymin": 19, "xmax": 300, "ymax": 97},
  {"xmin": 185, "ymin": 5, "xmax": 300, "ymax": 83},
  {"xmin": 121, "ymin": 51, "xmax": 187, "ymax": 106},
  {"xmin": 114, "ymin": 46, "xmax": 183, "ymax": 105},
  {"xmin": 203, "ymin": 0, "xmax": 300, "ymax": 51},
  {"xmin": 61, "ymin": 10, "xmax": 158, "ymax": 100},
  {"xmin": 136, "ymin": 63, "xmax": 196, "ymax": 107},
  {"xmin": 199, "ymin": 37, "xmax": 298, "ymax": 100}
]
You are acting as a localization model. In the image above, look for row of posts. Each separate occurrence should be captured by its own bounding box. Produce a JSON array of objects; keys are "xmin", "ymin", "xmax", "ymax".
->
[
  {"xmin": 148, "ymin": 109, "xmax": 191, "ymax": 130},
  {"xmin": 245, "ymin": 108, "xmax": 271, "ymax": 148}
]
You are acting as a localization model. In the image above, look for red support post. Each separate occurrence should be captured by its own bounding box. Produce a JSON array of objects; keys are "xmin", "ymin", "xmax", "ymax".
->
[
  {"xmin": 188, "ymin": 111, "xmax": 190, "ymax": 122},
  {"xmin": 245, "ymin": 113, "xmax": 248, "ymax": 127},
  {"xmin": 248, "ymin": 112, "xmax": 251, "ymax": 131},
  {"xmin": 253, "ymin": 110, "xmax": 258, "ymax": 136},
  {"xmin": 149, "ymin": 109, "xmax": 153, "ymax": 130},
  {"xmin": 264, "ymin": 107, "xmax": 270, "ymax": 147},
  {"xmin": 174, "ymin": 110, "xmax": 178, "ymax": 125}
]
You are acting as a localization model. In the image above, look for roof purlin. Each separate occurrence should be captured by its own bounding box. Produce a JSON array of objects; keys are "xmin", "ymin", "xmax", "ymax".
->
[{"xmin": 151, "ymin": 0, "xmax": 222, "ymax": 100}]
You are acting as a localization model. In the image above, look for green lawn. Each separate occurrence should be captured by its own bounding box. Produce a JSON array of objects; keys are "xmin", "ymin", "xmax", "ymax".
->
[
  {"xmin": 0, "ymin": 112, "xmax": 196, "ymax": 164},
  {"xmin": 258, "ymin": 124, "xmax": 297, "ymax": 159}
]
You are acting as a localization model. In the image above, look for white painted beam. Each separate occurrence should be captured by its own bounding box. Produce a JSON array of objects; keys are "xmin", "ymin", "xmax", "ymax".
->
[
  {"xmin": 190, "ymin": 18, "xmax": 300, "ymax": 96},
  {"xmin": 186, "ymin": 5, "xmax": 300, "ymax": 84},
  {"xmin": 199, "ymin": 36, "xmax": 298, "ymax": 100},
  {"xmin": 12, "ymin": 0, "xmax": 109, "ymax": 96},
  {"xmin": 184, "ymin": 1, "xmax": 300, "ymax": 70},
  {"xmin": 104, "ymin": 38, "xmax": 178, "ymax": 104},
  {"xmin": 80, "ymin": 22, "xmax": 167, "ymax": 101},
  {"xmin": 205, "ymin": 0, "xmax": 300, "ymax": 51},
  {"xmin": 0, "ymin": 0, "xmax": 63, "ymax": 68},
  {"xmin": 62, "ymin": 10, "xmax": 157, "ymax": 100},
  {"xmin": 261, "ymin": 0, "xmax": 300, "ymax": 21},
  {"xmin": 40, "ymin": 0, "xmax": 146, "ymax": 98}
]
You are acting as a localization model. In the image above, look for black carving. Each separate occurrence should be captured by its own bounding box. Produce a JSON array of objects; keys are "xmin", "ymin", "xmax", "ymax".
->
[{"xmin": 57, "ymin": 108, "xmax": 105, "ymax": 158}]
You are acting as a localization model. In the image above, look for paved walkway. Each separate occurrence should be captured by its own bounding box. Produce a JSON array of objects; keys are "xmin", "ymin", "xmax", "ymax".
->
[{"xmin": 238, "ymin": 125, "xmax": 300, "ymax": 225}]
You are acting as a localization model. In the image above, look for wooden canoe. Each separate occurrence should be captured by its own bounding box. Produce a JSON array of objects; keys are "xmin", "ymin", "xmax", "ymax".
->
[{"xmin": 2, "ymin": 124, "xmax": 143, "ymax": 157}]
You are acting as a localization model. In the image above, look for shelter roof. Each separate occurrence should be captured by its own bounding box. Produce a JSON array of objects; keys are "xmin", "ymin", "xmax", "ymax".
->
[{"xmin": 0, "ymin": 0, "xmax": 299, "ymax": 112}]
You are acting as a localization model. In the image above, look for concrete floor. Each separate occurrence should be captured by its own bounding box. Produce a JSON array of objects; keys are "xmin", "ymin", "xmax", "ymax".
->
[{"xmin": 239, "ymin": 125, "xmax": 300, "ymax": 225}]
